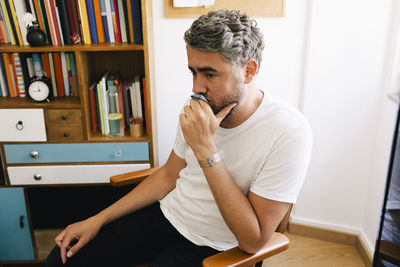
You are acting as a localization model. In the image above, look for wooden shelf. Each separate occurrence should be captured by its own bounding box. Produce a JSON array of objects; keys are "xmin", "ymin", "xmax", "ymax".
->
[
  {"xmin": 0, "ymin": 97, "xmax": 81, "ymax": 109},
  {"xmin": 0, "ymin": 43, "xmax": 144, "ymax": 53}
]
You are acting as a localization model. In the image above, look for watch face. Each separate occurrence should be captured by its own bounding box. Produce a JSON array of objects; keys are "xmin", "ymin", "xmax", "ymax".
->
[{"xmin": 28, "ymin": 80, "xmax": 50, "ymax": 101}]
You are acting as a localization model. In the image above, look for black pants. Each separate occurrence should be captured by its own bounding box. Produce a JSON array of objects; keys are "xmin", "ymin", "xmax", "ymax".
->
[{"xmin": 46, "ymin": 202, "xmax": 219, "ymax": 267}]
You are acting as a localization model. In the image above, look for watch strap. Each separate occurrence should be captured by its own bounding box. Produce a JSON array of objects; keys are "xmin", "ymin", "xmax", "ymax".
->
[{"xmin": 199, "ymin": 150, "xmax": 225, "ymax": 168}]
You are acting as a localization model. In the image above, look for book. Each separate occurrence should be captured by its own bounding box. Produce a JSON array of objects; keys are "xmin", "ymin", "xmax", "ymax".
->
[
  {"xmin": 0, "ymin": 0, "xmax": 16, "ymax": 45},
  {"xmin": 122, "ymin": 0, "xmax": 130, "ymax": 43},
  {"xmin": 96, "ymin": 82, "xmax": 105, "ymax": 134},
  {"xmin": 93, "ymin": 0, "xmax": 104, "ymax": 43},
  {"xmin": 104, "ymin": 0, "xmax": 114, "ymax": 42},
  {"xmin": 56, "ymin": 0, "xmax": 72, "ymax": 45},
  {"xmin": 66, "ymin": 0, "xmax": 81, "ymax": 44},
  {"xmin": 13, "ymin": 53, "xmax": 25, "ymax": 97},
  {"xmin": 44, "ymin": 0, "xmax": 58, "ymax": 45},
  {"xmin": 48, "ymin": 52, "xmax": 57, "ymax": 97},
  {"xmin": 141, "ymin": 77, "xmax": 148, "ymax": 134},
  {"xmin": 0, "ymin": 54, "xmax": 8, "ymax": 96},
  {"xmin": 100, "ymin": 72, "xmax": 110, "ymax": 134},
  {"xmin": 53, "ymin": 52, "xmax": 64, "ymax": 97},
  {"xmin": 41, "ymin": 52, "xmax": 51, "ymax": 78},
  {"xmin": 60, "ymin": 52, "xmax": 69, "ymax": 96},
  {"xmin": 0, "ymin": 12, "xmax": 9, "ymax": 44},
  {"xmin": 131, "ymin": 0, "xmax": 142, "ymax": 43},
  {"xmin": 86, "ymin": 0, "xmax": 98, "ymax": 43},
  {"xmin": 6, "ymin": 0, "xmax": 22, "ymax": 45},
  {"xmin": 99, "ymin": 0, "xmax": 109, "ymax": 43},
  {"xmin": 9, "ymin": 53, "xmax": 18, "ymax": 96},
  {"xmin": 38, "ymin": 0, "xmax": 52, "ymax": 45},
  {"xmin": 117, "ymin": 0, "xmax": 127, "ymax": 43},
  {"xmin": 25, "ymin": 53, "xmax": 35, "ymax": 78},
  {"xmin": 111, "ymin": 0, "xmax": 121, "ymax": 43},
  {"xmin": 54, "ymin": 5, "xmax": 64, "ymax": 44},
  {"xmin": 32, "ymin": 53, "xmax": 43, "ymax": 77},
  {"xmin": 13, "ymin": 0, "xmax": 29, "ymax": 46},
  {"xmin": 77, "ymin": 0, "xmax": 91, "ymax": 44},
  {"xmin": 68, "ymin": 52, "xmax": 79, "ymax": 96},
  {"xmin": 19, "ymin": 53, "xmax": 30, "ymax": 91},
  {"xmin": 89, "ymin": 82, "xmax": 98, "ymax": 132}
]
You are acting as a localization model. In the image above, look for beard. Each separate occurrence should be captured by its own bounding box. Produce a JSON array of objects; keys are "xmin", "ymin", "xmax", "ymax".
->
[{"xmin": 209, "ymin": 83, "xmax": 246, "ymax": 120}]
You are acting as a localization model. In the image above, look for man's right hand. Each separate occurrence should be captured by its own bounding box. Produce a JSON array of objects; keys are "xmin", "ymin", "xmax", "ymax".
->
[{"xmin": 54, "ymin": 216, "xmax": 103, "ymax": 264}]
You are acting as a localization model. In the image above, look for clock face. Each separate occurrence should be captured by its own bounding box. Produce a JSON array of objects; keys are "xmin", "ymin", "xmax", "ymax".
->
[{"xmin": 28, "ymin": 80, "xmax": 50, "ymax": 101}]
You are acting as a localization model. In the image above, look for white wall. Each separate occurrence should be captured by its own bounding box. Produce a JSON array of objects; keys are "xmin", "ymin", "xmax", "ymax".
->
[{"xmin": 151, "ymin": 0, "xmax": 398, "ymax": 257}]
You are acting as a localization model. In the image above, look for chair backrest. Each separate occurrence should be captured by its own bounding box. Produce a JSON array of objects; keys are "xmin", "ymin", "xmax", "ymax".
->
[{"xmin": 275, "ymin": 204, "xmax": 292, "ymax": 233}]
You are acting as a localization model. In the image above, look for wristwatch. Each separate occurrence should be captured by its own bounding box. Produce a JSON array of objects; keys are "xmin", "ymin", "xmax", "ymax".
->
[{"xmin": 199, "ymin": 151, "xmax": 225, "ymax": 168}]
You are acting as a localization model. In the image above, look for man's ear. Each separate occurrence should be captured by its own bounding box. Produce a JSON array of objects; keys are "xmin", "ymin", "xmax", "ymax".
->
[{"xmin": 244, "ymin": 59, "xmax": 258, "ymax": 84}]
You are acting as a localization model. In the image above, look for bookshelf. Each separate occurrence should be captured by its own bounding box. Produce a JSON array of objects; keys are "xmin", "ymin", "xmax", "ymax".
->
[{"xmin": 0, "ymin": 0, "xmax": 156, "ymax": 263}]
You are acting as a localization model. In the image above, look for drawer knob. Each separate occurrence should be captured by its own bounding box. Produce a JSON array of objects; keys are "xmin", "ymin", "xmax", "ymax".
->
[
  {"xmin": 30, "ymin": 151, "xmax": 39, "ymax": 158},
  {"xmin": 16, "ymin": 121, "xmax": 24, "ymax": 130},
  {"xmin": 62, "ymin": 115, "xmax": 67, "ymax": 120},
  {"xmin": 33, "ymin": 174, "xmax": 42, "ymax": 181},
  {"xmin": 115, "ymin": 150, "xmax": 123, "ymax": 157},
  {"xmin": 64, "ymin": 132, "xmax": 70, "ymax": 137}
]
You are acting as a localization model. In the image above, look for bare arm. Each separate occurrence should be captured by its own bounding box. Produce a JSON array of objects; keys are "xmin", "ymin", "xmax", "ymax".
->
[{"xmin": 55, "ymin": 151, "xmax": 186, "ymax": 264}]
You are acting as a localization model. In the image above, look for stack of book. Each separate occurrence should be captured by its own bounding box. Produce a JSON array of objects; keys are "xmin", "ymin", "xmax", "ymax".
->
[
  {"xmin": 0, "ymin": 52, "xmax": 79, "ymax": 98},
  {"xmin": 88, "ymin": 73, "xmax": 147, "ymax": 136},
  {"xmin": 0, "ymin": 0, "xmax": 143, "ymax": 46}
]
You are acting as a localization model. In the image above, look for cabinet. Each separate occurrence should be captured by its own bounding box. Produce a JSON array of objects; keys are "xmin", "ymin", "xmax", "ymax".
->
[{"xmin": 0, "ymin": 0, "xmax": 155, "ymax": 264}]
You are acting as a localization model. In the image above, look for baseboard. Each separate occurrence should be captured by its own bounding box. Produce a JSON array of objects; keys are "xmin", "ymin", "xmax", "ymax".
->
[{"xmin": 288, "ymin": 222, "xmax": 373, "ymax": 266}]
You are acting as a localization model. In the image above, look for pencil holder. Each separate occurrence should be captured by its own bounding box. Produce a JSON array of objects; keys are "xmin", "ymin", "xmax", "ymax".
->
[{"xmin": 130, "ymin": 122, "xmax": 144, "ymax": 137}]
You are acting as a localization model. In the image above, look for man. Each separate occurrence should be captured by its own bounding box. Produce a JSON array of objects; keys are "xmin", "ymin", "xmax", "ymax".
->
[{"xmin": 47, "ymin": 9, "xmax": 312, "ymax": 267}]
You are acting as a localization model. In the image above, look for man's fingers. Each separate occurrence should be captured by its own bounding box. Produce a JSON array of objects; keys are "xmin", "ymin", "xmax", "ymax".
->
[
  {"xmin": 215, "ymin": 103, "xmax": 237, "ymax": 123},
  {"xmin": 54, "ymin": 230, "xmax": 66, "ymax": 247},
  {"xmin": 67, "ymin": 238, "xmax": 85, "ymax": 259}
]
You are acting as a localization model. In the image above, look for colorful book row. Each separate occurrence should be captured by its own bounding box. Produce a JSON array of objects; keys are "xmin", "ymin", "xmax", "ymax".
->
[
  {"xmin": 0, "ymin": 0, "xmax": 143, "ymax": 46},
  {"xmin": 88, "ymin": 73, "xmax": 148, "ymax": 136},
  {"xmin": 0, "ymin": 52, "xmax": 79, "ymax": 98}
]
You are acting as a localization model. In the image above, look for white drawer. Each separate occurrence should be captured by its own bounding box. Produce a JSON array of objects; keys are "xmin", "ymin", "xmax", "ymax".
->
[
  {"xmin": 7, "ymin": 164, "xmax": 151, "ymax": 185},
  {"xmin": 0, "ymin": 109, "xmax": 46, "ymax": 142}
]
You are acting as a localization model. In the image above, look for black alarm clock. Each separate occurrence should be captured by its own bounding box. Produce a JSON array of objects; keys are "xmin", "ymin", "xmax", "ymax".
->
[{"xmin": 27, "ymin": 76, "xmax": 52, "ymax": 102}]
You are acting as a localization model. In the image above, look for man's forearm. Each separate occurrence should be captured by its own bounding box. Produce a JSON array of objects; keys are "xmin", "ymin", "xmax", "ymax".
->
[{"xmin": 95, "ymin": 166, "xmax": 177, "ymax": 227}]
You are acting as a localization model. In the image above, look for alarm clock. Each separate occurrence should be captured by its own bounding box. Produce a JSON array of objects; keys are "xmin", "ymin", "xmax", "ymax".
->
[{"xmin": 27, "ymin": 76, "xmax": 52, "ymax": 102}]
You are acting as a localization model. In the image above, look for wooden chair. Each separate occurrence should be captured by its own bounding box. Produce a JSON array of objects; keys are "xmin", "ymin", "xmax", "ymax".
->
[{"xmin": 110, "ymin": 167, "xmax": 291, "ymax": 267}]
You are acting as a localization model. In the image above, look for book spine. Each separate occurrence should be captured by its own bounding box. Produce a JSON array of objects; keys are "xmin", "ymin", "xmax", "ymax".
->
[
  {"xmin": 13, "ymin": 53, "xmax": 25, "ymax": 97},
  {"xmin": 0, "ymin": 0, "xmax": 16, "ymax": 45},
  {"xmin": 99, "ymin": 0, "xmax": 109, "ymax": 43},
  {"xmin": 0, "ymin": 53, "xmax": 8, "ymax": 96},
  {"xmin": 117, "ymin": 0, "xmax": 127, "ymax": 43},
  {"xmin": 13, "ymin": 0, "xmax": 29, "ymax": 45},
  {"xmin": 48, "ymin": 52, "xmax": 58, "ymax": 97},
  {"xmin": 86, "ymin": 0, "xmax": 98, "ymax": 43},
  {"xmin": 93, "ymin": 0, "xmax": 104, "ymax": 43},
  {"xmin": 56, "ymin": 0, "xmax": 72, "ymax": 45},
  {"xmin": 38, "ymin": 0, "xmax": 52, "ymax": 45},
  {"xmin": 77, "ymin": 0, "xmax": 91, "ymax": 44},
  {"xmin": 32, "ymin": 53, "xmax": 42, "ymax": 77},
  {"xmin": 53, "ymin": 52, "xmax": 64, "ymax": 97},
  {"xmin": 104, "ymin": 0, "xmax": 114, "ymax": 42},
  {"xmin": 44, "ymin": 0, "xmax": 58, "ymax": 45},
  {"xmin": 60, "ymin": 52, "xmax": 69, "ymax": 96},
  {"xmin": 111, "ymin": 0, "xmax": 121, "ymax": 43},
  {"xmin": 7, "ymin": 0, "xmax": 23, "ymax": 46}
]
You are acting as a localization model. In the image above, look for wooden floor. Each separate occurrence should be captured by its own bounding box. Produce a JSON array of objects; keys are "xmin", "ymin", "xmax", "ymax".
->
[
  {"xmin": 1, "ymin": 230, "xmax": 366, "ymax": 266},
  {"xmin": 264, "ymin": 232, "xmax": 366, "ymax": 267}
]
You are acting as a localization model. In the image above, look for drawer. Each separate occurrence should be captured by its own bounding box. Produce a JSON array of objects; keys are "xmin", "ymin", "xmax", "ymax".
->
[
  {"xmin": 8, "ymin": 163, "xmax": 151, "ymax": 185},
  {"xmin": 4, "ymin": 142, "xmax": 149, "ymax": 163},
  {"xmin": 46, "ymin": 109, "xmax": 82, "ymax": 126},
  {"xmin": 0, "ymin": 188, "xmax": 34, "ymax": 260},
  {"xmin": 48, "ymin": 126, "xmax": 84, "ymax": 141},
  {"xmin": 0, "ymin": 109, "xmax": 46, "ymax": 142}
]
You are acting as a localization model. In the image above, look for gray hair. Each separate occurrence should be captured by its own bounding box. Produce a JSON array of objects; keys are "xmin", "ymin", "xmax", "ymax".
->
[{"xmin": 184, "ymin": 9, "xmax": 265, "ymax": 72}]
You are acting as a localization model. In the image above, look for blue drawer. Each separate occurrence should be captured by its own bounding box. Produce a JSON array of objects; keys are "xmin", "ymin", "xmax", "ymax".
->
[
  {"xmin": 4, "ymin": 142, "xmax": 149, "ymax": 164},
  {"xmin": 0, "ymin": 188, "xmax": 35, "ymax": 261}
]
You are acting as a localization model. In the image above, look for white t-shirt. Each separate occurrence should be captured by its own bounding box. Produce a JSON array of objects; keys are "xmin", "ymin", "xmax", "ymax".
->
[{"xmin": 159, "ymin": 92, "xmax": 313, "ymax": 251}]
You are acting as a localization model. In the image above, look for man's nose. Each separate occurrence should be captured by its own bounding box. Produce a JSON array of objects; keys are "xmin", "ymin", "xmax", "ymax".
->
[{"xmin": 192, "ymin": 76, "xmax": 207, "ymax": 94}]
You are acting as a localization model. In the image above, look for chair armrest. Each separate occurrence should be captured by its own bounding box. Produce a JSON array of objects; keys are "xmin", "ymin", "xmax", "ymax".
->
[
  {"xmin": 202, "ymin": 232, "xmax": 289, "ymax": 267},
  {"xmin": 110, "ymin": 167, "xmax": 160, "ymax": 187}
]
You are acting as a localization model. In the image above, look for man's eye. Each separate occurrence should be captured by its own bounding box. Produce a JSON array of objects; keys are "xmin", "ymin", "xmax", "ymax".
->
[{"xmin": 206, "ymin": 73, "xmax": 215, "ymax": 78}]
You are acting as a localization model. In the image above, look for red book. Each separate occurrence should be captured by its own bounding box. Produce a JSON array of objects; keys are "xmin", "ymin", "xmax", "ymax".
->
[
  {"xmin": 9, "ymin": 53, "xmax": 19, "ymax": 96},
  {"xmin": 53, "ymin": 53, "xmax": 65, "ymax": 97},
  {"xmin": 112, "ymin": 0, "xmax": 121, "ymax": 43},
  {"xmin": 41, "ymin": 53, "xmax": 51, "ymax": 78},
  {"xmin": 89, "ymin": 83, "xmax": 97, "ymax": 132},
  {"xmin": 48, "ymin": 0, "xmax": 62, "ymax": 45}
]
